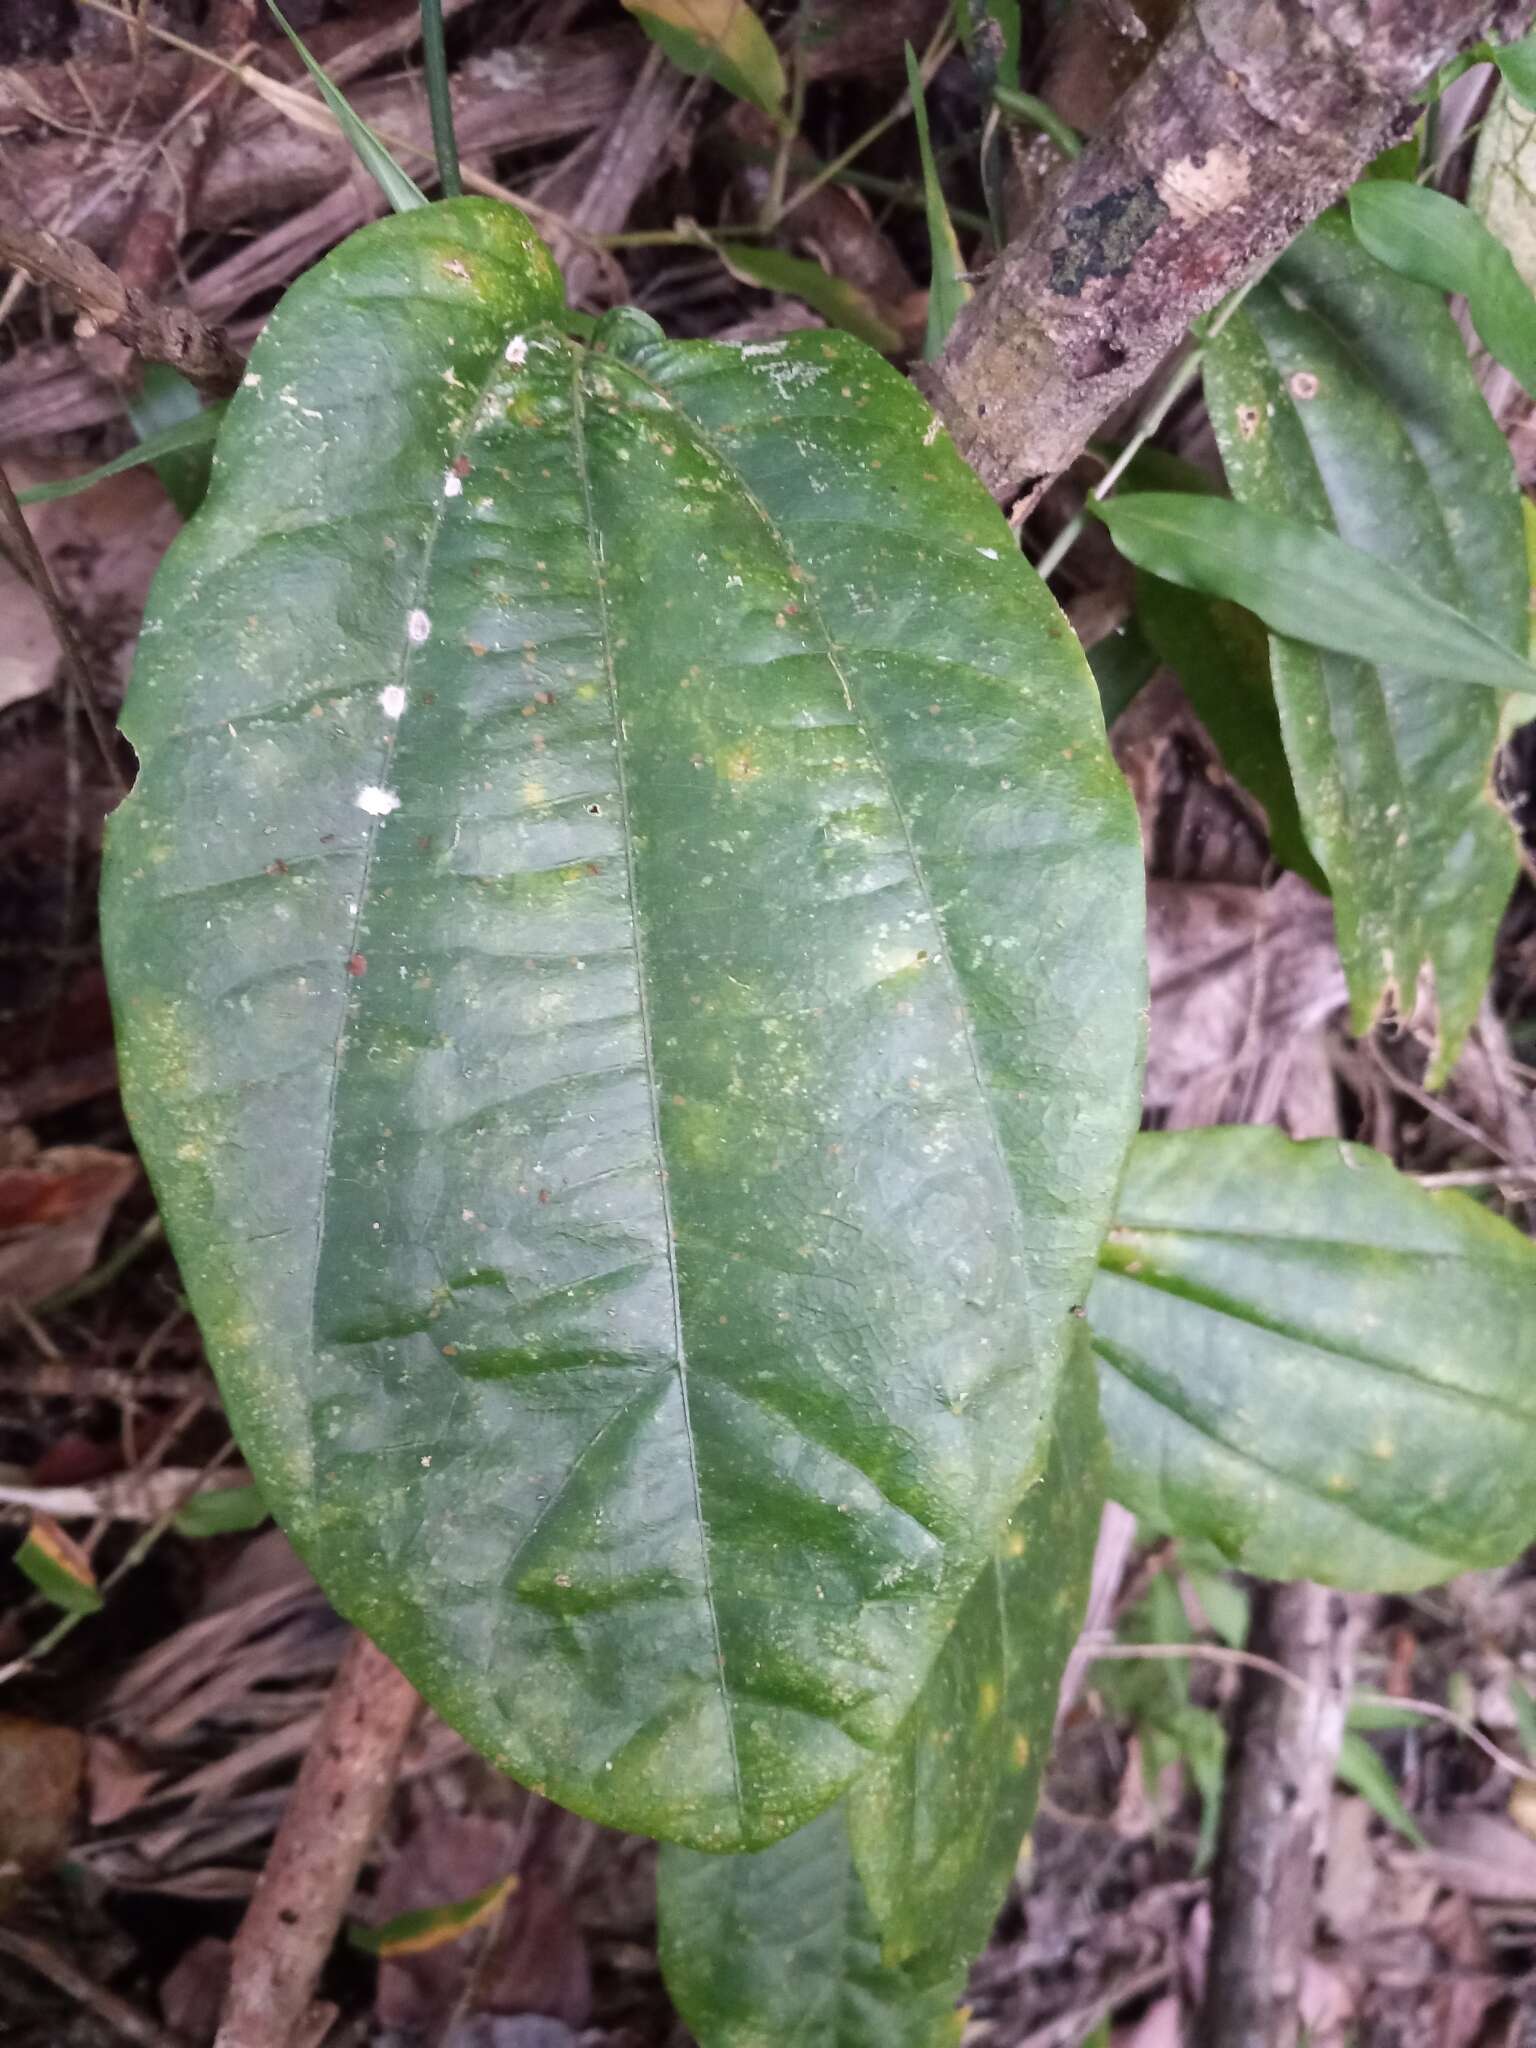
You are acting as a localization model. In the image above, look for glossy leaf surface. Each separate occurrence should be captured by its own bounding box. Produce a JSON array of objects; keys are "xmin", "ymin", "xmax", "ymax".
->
[
  {"xmin": 1091, "ymin": 1127, "xmax": 1536, "ymax": 1593},
  {"xmin": 659, "ymin": 1806, "xmax": 963, "ymax": 2048},
  {"xmin": 1349, "ymin": 182, "xmax": 1536, "ymax": 396},
  {"xmin": 659, "ymin": 1340, "xmax": 1103, "ymax": 2045},
  {"xmin": 1203, "ymin": 213, "xmax": 1527, "ymax": 1074},
  {"xmin": 102, "ymin": 199, "xmax": 1143, "ymax": 1850},
  {"xmin": 847, "ymin": 1335, "xmax": 1103, "ymax": 1985}
]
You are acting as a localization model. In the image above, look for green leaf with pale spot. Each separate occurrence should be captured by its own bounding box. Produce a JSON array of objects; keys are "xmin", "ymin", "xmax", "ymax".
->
[
  {"xmin": 658, "ymin": 1338, "xmax": 1104, "ymax": 2043},
  {"xmin": 1091, "ymin": 1127, "xmax": 1536, "ymax": 1594},
  {"xmin": 1204, "ymin": 212, "xmax": 1527, "ymax": 1078},
  {"xmin": 620, "ymin": 0, "xmax": 787, "ymax": 121},
  {"xmin": 101, "ymin": 198, "xmax": 1143, "ymax": 1852}
]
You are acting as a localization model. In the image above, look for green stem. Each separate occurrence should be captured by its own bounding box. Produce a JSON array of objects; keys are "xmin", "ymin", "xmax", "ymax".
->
[
  {"xmin": 419, "ymin": 0, "xmax": 461, "ymax": 198},
  {"xmin": 992, "ymin": 85, "xmax": 1082, "ymax": 160}
]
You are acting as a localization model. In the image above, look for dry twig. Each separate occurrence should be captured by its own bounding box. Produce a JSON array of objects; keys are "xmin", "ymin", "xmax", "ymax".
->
[
  {"xmin": 215, "ymin": 1630, "xmax": 420, "ymax": 2048},
  {"xmin": 0, "ymin": 223, "xmax": 242, "ymax": 393}
]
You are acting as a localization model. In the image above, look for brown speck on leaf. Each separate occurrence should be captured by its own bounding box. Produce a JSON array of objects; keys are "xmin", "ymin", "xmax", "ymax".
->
[
  {"xmin": 1237, "ymin": 403, "xmax": 1261, "ymax": 438},
  {"xmin": 1289, "ymin": 370, "xmax": 1319, "ymax": 400},
  {"xmin": 538, "ymin": 1188, "xmax": 550, "ymax": 1204},
  {"xmin": 265, "ymin": 859, "xmax": 289, "ymax": 876},
  {"xmin": 346, "ymin": 953, "xmax": 367, "ymax": 978},
  {"xmin": 451, "ymin": 454, "xmax": 472, "ymax": 476}
]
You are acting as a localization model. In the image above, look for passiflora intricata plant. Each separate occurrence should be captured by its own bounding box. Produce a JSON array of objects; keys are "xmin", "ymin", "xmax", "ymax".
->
[{"xmin": 100, "ymin": 176, "xmax": 1536, "ymax": 2048}]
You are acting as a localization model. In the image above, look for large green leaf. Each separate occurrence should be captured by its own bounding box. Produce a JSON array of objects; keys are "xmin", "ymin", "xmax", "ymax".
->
[
  {"xmin": 659, "ymin": 1338, "xmax": 1104, "ymax": 2045},
  {"xmin": 659, "ymin": 1806, "xmax": 963, "ymax": 2048},
  {"xmin": 1204, "ymin": 212, "xmax": 1526, "ymax": 1078},
  {"xmin": 1091, "ymin": 1127, "xmax": 1536, "ymax": 1593},
  {"xmin": 101, "ymin": 199, "xmax": 1143, "ymax": 1850},
  {"xmin": 847, "ymin": 1333, "xmax": 1103, "ymax": 1984}
]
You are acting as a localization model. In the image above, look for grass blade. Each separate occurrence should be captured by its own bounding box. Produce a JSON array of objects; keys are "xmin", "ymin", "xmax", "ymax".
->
[
  {"xmin": 264, "ymin": 0, "xmax": 426, "ymax": 213},
  {"xmin": 16, "ymin": 406, "xmax": 225, "ymax": 508}
]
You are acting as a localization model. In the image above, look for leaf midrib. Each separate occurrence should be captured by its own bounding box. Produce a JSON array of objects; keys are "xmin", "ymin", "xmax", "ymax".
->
[{"xmin": 568, "ymin": 350, "xmax": 745, "ymax": 1829}]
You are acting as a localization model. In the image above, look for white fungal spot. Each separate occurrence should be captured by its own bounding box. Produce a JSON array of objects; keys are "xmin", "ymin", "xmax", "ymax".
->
[
  {"xmin": 976, "ymin": 546, "xmax": 999, "ymax": 560},
  {"xmin": 356, "ymin": 786, "xmax": 401, "ymax": 817},
  {"xmin": 407, "ymin": 609, "xmax": 432, "ymax": 644},
  {"xmin": 242, "ymin": 372, "xmax": 262, "ymax": 390},
  {"xmin": 922, "ymin": 415, "xmax": 941, "ymax": 446},
  {"xmin": 443, "ymin": 472, "xmax": 463, "ymax": 498},
  {"xmin": 379, "ymin": 685, "xmax": 407, "ymax": 719},
  {"xmin": 505, "ymin": 335, "xmax": 529, "ymax": 366},
  {"xmin": 740, "ymin": 341, "xmax": 787, "ymax": 358}
]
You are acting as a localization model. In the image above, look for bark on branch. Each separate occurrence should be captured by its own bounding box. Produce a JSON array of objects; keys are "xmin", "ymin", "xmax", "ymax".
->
[
  {"xmin": 926, "ymin": 0, "xmax": 1536, "ymax": 499},
  {"xmin": 0, "ymin": 224, "xmax": 244, "ymax": 396}
]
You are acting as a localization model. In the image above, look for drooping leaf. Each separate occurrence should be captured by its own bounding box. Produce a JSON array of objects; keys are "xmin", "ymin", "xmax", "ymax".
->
[
  {"xmin": 714, "ymin": 242, "xmax": 905, "ymax": 354},
  {"xmin": 265, "ymin": 0, "xmax": 427, "ymax": 214},
  {"xmin": 1091, "ymin": 1127, "xmax": 1536, "ymax": 1593},
  {"xmin": 15, "ymin": 406, "xmax": 225, "ymax": 509},
  {"xmin": 1096, "ymin": 496, "xmax": 1534, "ymax": 695},
  {"xmin": 1202, "ymin": 212, "xmax": 1528, "ymax": 1074},
  {"xmin": 127, "ymin": 367, "xmax": 216, "ymax": 520},
  {"xmin": 1349, "ymin": 181, "xmax": 1536, "ymax": 396},
  {"xmin": 1134, "ymin": 572, "xmax": 1325, "ymax": 891},
  {"xmin": 848, "ymin": 1335, "xmax": 1104, "ymax": 1986},
  {"xmin": 659, "ymin": 1807, "xmax": 963, "ymax": 2048},
  {"xmin": 620, "ymin": 0, "xmax": 787, "ymax": 122},
  {"xmin": 102, "ymin": 199, "xmax": 1143, "ymax": 1851},
  {"xmin": 658, "ymin": 1338, "xmax": 1104, "ymax": 2044},
  {"xmin": 905, "ymin": 44, "xmax": 971, "ymax": 361}
]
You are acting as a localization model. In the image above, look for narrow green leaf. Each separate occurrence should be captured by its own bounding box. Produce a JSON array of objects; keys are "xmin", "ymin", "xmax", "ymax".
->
[
  {"xmin": 103, "ymin": 199, "xmax": 1143, "ymax": 1851},
  {"xmin": 16, "ymin": 1515, "xmax": 103, "ymax": 1616},
  {"xmin": 1346, "ymin": 1698, "xmax": 1423, "ymax": 1732},
  {"xmin": 991, "ymin": 85, "xmax": 1082, "ymax": 161},
  {"xmin": 127, "ymin": 367, "xmax": 215, "ymax": 519},
  {"xmin": 1350, "ymin": 182, "xmax": 1536, "ymax": 396},
  {"xmin": 1091, "ymin": 1127, "xmax": 1536, "ymax": 1593},
  {"xmin": 15, "ymin": 406, "xmax": 225, "ymax": 508},
  {"xmin": 265, "ymin": 0, "xmax": 427, "ymax": 213},
  {"xmin": 1097, "ymin": 495, "xmax": 1535, "ymax": 696},
  {"xmin": 1134, "ymin": 572, "xmax": 1326, "ymax": 891},
  {"xmin": 905, "ymin": 44, "xmax": 971, "ymax": 361},
  {"xmin": 1335, "ymin": 1731, "xmax": 1425, "ymax": 1847},
  {"xmin": 172, "ymin": 1480, "xmax": 270, "ymax": 1538},
  {"xmin": 1493, "ymin": 32, "xmax": 1536, "ymax": 110},
  {"xmin": 659, "ymin": 1808, "xmax": 964, "ymax": 2048},
  {"xmin": 714, "ymin": 242, "xmax": 905, "ymax": 353},
  {"xmin": 620, "ymin": 0, "xmax": 787, "ymax": 121},
  {"xmin": 1203, "ymin": 212, "xmax": 1527, "ymax": 1074},
  {"xmin": 1181, "ymin": 1565, "xmax": 1249, "ymax": 1651},
  {"xmin": 352, "ymin": 1871, "xmax": 517, "ymax": 1957},
  {"xmin": 658, "ymin": 1341, "xmax": 1103, "ymax": 2043}
]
